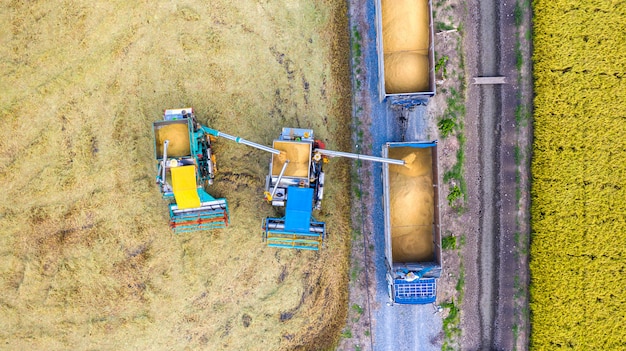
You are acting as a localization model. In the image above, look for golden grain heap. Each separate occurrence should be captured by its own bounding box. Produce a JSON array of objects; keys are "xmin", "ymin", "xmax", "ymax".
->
[
  {"xmin": 381, "ymin": 0, "xmax": 430, "ymax": 93},
  {"xmin": 531, "ymin": 1, "xmax": 626, "ymax": 349}
]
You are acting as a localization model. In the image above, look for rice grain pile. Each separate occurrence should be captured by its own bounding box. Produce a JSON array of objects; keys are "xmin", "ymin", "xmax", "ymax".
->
[
  {"xmin": 382, "ymin": 0, "xmax": 429, "ymax": 53},
  {"xmin": 384, "ymin": 52, "xmax": 430, "ymax": 95},
  {"xmin": 272, "ymin": 141, "xmax": 311, "ymax": 178},
  {"xmin": 388, "ymin": 147, "xmax": 434, "ymax": 263},
  {"xmin": 381, "ymin": 0, "xmax": 430, "ymax": 94},
  {"xmin": 154, "ymin": 123, "xmax": 191, "ymax": 158}
]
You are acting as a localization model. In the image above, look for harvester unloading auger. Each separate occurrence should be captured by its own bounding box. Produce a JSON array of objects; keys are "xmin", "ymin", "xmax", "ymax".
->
[
  {"xmin": 153, "ymin": 108, "xmax": 280, "ymax": 233},
  {"xmin": 262, "ymin": 128, "xmax": 414, "ymax": 250}
]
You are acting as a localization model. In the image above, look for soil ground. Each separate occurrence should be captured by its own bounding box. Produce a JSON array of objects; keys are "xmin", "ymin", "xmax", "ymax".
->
[
  {"xmin": 461, "ymin": 0, "xmax": 532, "ymax": 350},
  {"xmin": 0, "ymin": 1, "xmax": 352, "ymax": 350}
]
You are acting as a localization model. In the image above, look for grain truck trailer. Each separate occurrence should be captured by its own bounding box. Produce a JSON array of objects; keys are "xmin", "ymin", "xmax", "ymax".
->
[
  {"xmin": 375, "ymin": 0, "xmax": 436, "ymax": 106},
  {"xmin": 382, "ymin": 141, "xmax": 441, "ymax": 304}
]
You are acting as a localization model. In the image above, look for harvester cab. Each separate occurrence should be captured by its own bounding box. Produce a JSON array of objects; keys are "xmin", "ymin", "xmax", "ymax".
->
[
  {"xmin": 262, "ymin": 127, "xmax": 406, "ymax": 250},
  {"xmin": 154, "ymin": 108, "xmax": 280, "ymax": 233}
]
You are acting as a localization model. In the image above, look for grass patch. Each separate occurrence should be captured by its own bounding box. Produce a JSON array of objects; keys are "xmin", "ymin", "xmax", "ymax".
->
[
  {"xmin": 443, "ymin": 135, "xmax": 467, "ymax": 208},
  {"xmin": 438, "ymin": 118, "xmax": 457, "ymax": 137},
  {"xmin": 515, "ymin": 40, "xmax": 523, "ymax": 71},
  {"xmin": 515, "ymin": 169, "xmax": 522, "ymax": 204},
  {"xmin": 340, "ymin": 329, "xmax": 353, "ymax": 339},
  {"xmin": 514, "ymin": 1, "xmax": 523, "ymax": 26},
  {"xmin": 446, "ymin": 185, "xmax": 462, "ymax": 206},
  {"xmin": 442, "ymin": 235, "xmax": 457, "ymax": 250},
  {"xmin": 351, "ymin": 25, "xmax": 362, "ymax": 65},
  {"xmin": 455, "ymin": 262, "xmax": 465, "ymax": 301},
  {"xmin": 353, "ymin": 184, "xmax": 362, "ymax": 199},
  {"xmin": 435, "ymin": 54, "xmax": 449, "ymax": 78},
  {"xmin": 436, "ymin": 21, "xmax": 456, "ymax": 32},
  {"xmin": 441, "ymin": 300, "xmax": 461, "ymax": 351},
  {"xmin": 350, "ymin": 266, "xmax": 361, "ymax": 281},
  {"xmin": 514, "ymin": 145, "xmax": 522, "ymax": 164}
]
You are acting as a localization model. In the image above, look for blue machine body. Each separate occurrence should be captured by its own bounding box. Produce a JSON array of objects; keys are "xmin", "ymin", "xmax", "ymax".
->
[
  {"xmin": 262, "ymin": 129, "xmax": 328, "ymax": 250},
  {"xmin": 391, "ymin": 278, "xmax": 437, "ymax": 305},
  {"xmin": 263, "ymin": 187, "xmax": 326, "ymax": 250}
]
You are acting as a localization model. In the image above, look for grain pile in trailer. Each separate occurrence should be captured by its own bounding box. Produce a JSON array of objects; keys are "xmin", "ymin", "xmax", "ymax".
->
[
  {"xmin": 381, "ymin": 0, "xmax": 430, "ymax": 93},
  {"xmin": 154, "ymin": 124, "xmax": 191, "ymax": 157},
  {"xmin": 272, "ymin": 141, "xmax": 311, "ymax": 177},
  {"xmin": 388, "ymin": 146, "xmax": 434, "ymax": 263}
]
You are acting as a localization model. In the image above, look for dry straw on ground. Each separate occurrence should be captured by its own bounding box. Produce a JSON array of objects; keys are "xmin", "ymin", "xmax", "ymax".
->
[
  {"xmin": 0, "ymin": 1, "xmax": 351, "ymax": 350},
  {"xmin": 531, "ymin": 1, "xmax": 626, "ymax": 349}
]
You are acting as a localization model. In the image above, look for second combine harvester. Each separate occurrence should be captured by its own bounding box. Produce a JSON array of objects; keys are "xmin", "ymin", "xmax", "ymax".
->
[
  {"xmin": 153, "ymin": 108, "xmax": 280, "ymax": 233},
  {"xmin": 262, "ymin": 128, "xmax": 411, "ymax": 251}
]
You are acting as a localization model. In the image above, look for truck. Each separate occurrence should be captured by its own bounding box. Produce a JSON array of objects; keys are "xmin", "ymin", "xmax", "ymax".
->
[
  {"xmin": 382, "ymin": 141, "xmax": 441, "ymax": 304},
  {"xmin": 375, "ymin": 0, "xmax": 436, "ymax": 106}
]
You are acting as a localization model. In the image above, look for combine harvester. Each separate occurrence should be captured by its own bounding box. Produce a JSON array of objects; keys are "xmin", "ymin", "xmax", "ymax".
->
[
  {"xmin": 261, "ymin": 128, "xmax": 412, "ymax": 250},
  {"xmin": 153, "ymin": 108, "xmax": 280, "ymax": 233}
]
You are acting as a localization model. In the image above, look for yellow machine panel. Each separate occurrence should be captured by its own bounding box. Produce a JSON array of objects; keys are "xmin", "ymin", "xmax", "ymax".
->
[{"xmin": 171, "ymin": 165, "xmax": 201, "ymax": 209}]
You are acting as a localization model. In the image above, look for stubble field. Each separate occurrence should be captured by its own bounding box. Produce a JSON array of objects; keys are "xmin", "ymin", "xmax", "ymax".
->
[{"xmin": 0, "ymin": 1, "xmax": 351, "ymax": 350}]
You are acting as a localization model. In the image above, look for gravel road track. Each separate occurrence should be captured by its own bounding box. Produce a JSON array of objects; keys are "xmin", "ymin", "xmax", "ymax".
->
[
  {"xmin": 346, "ymin": 0, "xmax": 443, "ymax": 350},
  {"xmin": 462, "ymin": 0, "xmax": 527, "ymax": 350},
  {"xmin": 476, "ymin": 0, "xmax": 500, "ymax": 347}
]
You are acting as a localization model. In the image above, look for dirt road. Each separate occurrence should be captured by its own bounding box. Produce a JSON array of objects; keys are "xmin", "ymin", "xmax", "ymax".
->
[
  {"xmin": 339, "ymin": 0, "xmax": 442, "ymax": 350},
  {"xmin": 342, "ymin": 0, "xmax": 531, "ymax": 349},
  {"xmin": 462, "ymin": 0, "xmax": 530, "ymax": 350}
]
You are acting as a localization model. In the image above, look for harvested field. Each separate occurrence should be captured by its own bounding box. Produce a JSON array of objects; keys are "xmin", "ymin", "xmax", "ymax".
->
[
  {"xmin": 0, "ymin": 1, "xmax": 351, "ymax": 350},
  {"xmin": 531, "ymin": 1, "xmax": 626, "ymax": 349}
]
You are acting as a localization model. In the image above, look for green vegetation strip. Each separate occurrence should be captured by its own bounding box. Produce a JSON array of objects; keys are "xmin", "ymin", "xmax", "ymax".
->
[{"xmin": 531, "ymin": 1, "xmax": 626, "ymax": 349}]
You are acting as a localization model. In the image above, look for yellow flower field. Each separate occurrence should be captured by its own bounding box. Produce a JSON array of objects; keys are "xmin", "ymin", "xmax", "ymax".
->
[{"xmin": 531, "ymin": 1, "xmax": 626, "ymax": 349}]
